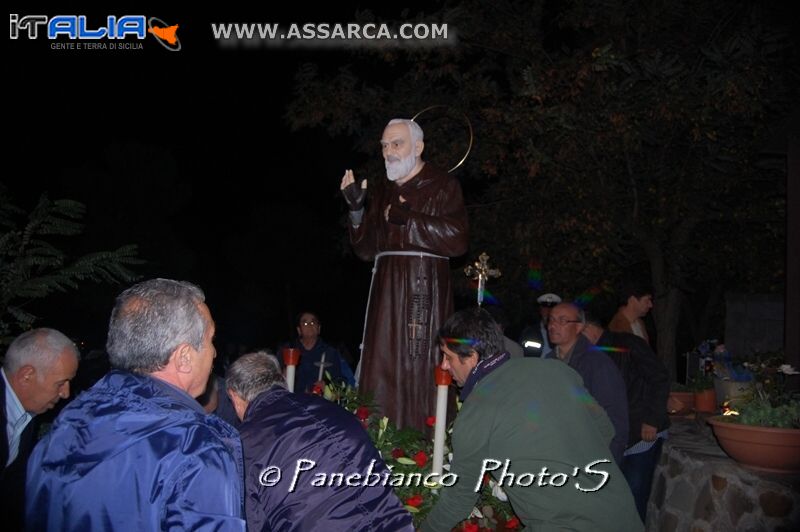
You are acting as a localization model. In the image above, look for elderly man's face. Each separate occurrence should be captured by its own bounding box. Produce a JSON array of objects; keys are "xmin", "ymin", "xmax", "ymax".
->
[
  {"xmin": 547, "ymin": 304, "xmax": 584, "ymax": 347},
  {"xmin": 20, "ymin": 348, "xmax": 79, "ymax": 414},
  {"xmin": 381, "ymin": 122, "xmax": 417, "ymax": 182}
]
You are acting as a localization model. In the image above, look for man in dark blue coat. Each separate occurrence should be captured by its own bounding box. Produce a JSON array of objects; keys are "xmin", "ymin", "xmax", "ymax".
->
[
  {"xmin": 25, "ymin": 279, "xmax": 245, "ymax": 531},
  {"xmin": 544, "ymin": 303, "xmax": 629, "ymax": 464},
  {"xmin": 226, "ymin": 351, "xmax": 413, "ymax": 532}
]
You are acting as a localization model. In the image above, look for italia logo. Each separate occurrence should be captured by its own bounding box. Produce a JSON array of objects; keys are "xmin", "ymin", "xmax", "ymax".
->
[{"xmin": 9, "ymin": 14, "xmax": 181, "ymax": 51}]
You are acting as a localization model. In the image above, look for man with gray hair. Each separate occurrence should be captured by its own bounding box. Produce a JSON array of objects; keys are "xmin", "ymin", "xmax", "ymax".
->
[
  {"xmin": 339, "ymin": 118, "xmax": 468, "ymax": 431},
  {"xmin": 26, "ymin": 279, "xmax": 245, "ymax": 531},
  {"xmin": 226, "ymin": 351, "xmax": 413, "ymax": 532},
  {"xmin": 2, "ymin": 328, "xmax": 79, "ymax": 530}
]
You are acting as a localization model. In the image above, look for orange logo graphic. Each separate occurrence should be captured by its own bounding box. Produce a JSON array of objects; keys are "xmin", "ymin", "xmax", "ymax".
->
[
  {"xmin": 148, "ymin": 24, "xmax": 179, "ymax": 45},
  {"xmin": 147, "ymin": 17, "xmax": 181, "ymax": 51}
]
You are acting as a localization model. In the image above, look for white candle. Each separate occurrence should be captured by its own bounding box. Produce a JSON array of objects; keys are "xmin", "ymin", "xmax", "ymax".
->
[
  {"xmin": 317, "ymin": 352, "xmax": 327, "ymax": 382},
  {"xmin": 432, "ymin": 367, "xmax": 452, "ymax": 477},
  {"xmin": 282, "ymin": 348, "xmax": 300, "ymax": 393}
]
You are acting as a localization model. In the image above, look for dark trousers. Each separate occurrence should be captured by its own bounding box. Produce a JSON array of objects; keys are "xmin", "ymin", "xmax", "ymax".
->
[{"xmin": 621, "ymin": 438, "xmax": 664, "ymax": 522}]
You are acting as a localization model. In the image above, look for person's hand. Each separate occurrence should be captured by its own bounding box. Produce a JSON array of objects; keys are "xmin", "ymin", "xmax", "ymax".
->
[
  {"xmin": 340, "ymin": 170, "xmax": 367, "ymax": 211},
  {"xmin": 385, "ymin": 195, "xmax": 407, "ymax": 222},
  {"xmin": 641, "ymin": 423, "xmax": 657, "ymax": 442}
]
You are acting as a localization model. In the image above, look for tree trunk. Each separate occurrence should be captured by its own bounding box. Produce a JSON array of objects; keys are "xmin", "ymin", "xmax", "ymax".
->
[
  {"xmin": 640, "ymin": 232, "xmax": 685, "ymax": 383},
  {"xmin": 654, "ymin": 287, "xmax": 683, "ymax": 382}
]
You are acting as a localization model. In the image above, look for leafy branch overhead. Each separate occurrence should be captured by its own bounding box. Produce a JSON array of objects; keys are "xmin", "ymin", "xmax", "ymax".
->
[{"xmin": 0, "ymin": 185, "xmax": 141, "ymax": 343}]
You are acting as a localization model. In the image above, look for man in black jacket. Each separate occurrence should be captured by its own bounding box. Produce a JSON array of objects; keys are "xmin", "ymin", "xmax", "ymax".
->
[
  {"xmin": 226, "ymin": 351, "xmax": 412, "ymax": 532},
  {"xmin": 583, "ymin": 315, "xmax": 670, "ymax": 522}
]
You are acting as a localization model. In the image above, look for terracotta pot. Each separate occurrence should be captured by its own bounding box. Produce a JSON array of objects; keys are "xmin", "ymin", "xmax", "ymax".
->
[
  {"xmin": 668, "ymin": 391, "xmax": 695, "ymax": 415},
  {"xmin": 707, "ymin": 415, "xmax": 800, "ymax": 473},
  {"xmin": 694, "ymin": 388, "xmax": 717, "ymax": 413}
]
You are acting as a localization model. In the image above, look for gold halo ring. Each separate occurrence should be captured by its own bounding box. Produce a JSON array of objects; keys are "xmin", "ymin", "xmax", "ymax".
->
[{"xmin": 412, "ymin": 105, "xmax": 473, "ymax": 173}]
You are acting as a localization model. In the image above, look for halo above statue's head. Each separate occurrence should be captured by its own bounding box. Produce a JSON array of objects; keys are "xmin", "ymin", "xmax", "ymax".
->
[{"xmin": 411, "ymin": 105, "xmax": 473, "ymax": 173}]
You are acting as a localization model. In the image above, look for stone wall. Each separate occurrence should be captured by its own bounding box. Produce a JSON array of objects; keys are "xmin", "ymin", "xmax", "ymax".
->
[{"xmin": 647, "ymin": 417, "xmax": 799, "ymax": 531}]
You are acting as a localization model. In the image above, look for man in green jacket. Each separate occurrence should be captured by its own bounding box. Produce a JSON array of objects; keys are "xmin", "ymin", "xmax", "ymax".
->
[{"xmin": 421, "ymin": 308, "xmax": 643, "ymax": 532}]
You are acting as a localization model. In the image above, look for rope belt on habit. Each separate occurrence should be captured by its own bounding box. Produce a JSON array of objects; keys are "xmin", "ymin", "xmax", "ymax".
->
[
  {"xmin": 354, "ymin": 251, "xmax": 449, "ymax": 384},
  {"xmin": 374, "ymin": 251, "xmax": 449, "ymax": 261}
]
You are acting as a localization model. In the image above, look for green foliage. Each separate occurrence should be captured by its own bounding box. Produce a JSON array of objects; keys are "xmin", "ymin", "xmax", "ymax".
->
[
  {"xmin": 723, "ymin": 351, "xmax": 800, "ymax": 428},
  {"xmin": 670, "ymin": 382, "xmax": 691, "ymax": 392},
  {"xmin": 321, "ymin": 376, "xmax": 519, "ymax": 527},
  {"xmin": 320, "ymin": 377, "xmax": 440, "ymax": 523},
  {"xmin": 0, "ymin": 185, "xmax": 141, "ymax": 343},
  {"xmin": 732, "ymin": 398, "xmax": 800, "ymax": 429},
  {"xmin": 688, "ymin": 374, "xmax": 715, "ymax": 391}
]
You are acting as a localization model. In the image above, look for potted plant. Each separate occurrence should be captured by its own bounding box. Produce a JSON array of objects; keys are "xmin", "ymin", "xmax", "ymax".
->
[
  {"xmin": 667, "ymin": 382, "xmax": 695, "ymax": 415},
  {"xmin": 675, "ymin": 338, "xmax": 720, "ymax": 414},
  {"xmin": 707, "ymin": 354, "xmax": 800, "ymax": 473},
  {"xmin": 690, "ymin": 374, "xmax": 717, "ymax": 413}
]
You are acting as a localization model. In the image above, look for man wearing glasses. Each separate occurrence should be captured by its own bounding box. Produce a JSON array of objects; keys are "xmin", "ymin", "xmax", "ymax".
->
[
  {"xmin": 281, "ymin": 311, "xmax": 355, "ymax": 394},
  {"xmin": 544, "ymin": 303, "xmax": 629, "ymax": 464}
]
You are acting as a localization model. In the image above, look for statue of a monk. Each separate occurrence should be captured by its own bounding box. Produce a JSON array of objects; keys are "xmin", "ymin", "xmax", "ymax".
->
[{"xmin": 340, "ymin": 118, "xmax": 469, "ymax": 431}]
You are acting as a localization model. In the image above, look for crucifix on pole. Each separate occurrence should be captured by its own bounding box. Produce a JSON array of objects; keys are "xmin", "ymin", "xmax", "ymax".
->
[{"xmin": 464, "ymin": 252, "xmax": 501, "ymax": 306}]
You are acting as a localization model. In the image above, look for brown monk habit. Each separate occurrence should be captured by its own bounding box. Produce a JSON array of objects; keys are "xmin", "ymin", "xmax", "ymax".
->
[{"xmin": 350, "ymin": 163, "xmax": 469, "ymax": 431}]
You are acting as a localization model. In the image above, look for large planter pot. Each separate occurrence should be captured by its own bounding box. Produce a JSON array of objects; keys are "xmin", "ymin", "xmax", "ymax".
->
[
  {"xmin": 707, "ymin": 415, "xmax": 800, "ymax": 473},
  {"xmin": 668, "ymin": 391, "xmax": 695, "ymax": 415}
]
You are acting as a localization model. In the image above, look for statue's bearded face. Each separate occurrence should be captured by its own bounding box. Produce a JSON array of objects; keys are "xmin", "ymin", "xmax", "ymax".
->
[
  {"xmin": 385, "ymin": 151, "xmax": 417, "ymax": 181},
  {"xmin": 381, "ymin": 122, "xmax": 418, "ymax": 182}
]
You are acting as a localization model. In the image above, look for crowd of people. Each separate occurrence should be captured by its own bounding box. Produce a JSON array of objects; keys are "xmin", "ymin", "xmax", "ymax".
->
[
  {"xmin": 2, "ymin": 118, "xmax": 669, "ymax": 530},
  {"xmin": 1, "ymin": 276, "xmax": 667, "ymax": 531}
]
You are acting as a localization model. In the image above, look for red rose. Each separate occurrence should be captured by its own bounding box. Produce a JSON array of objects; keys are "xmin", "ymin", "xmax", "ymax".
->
[
  {"xmin": 391, "ymin": 448, "xmax": 405, "ymax": 459},
  {"xmin": 356, "ymin": 406, "xmax": 370, "ymax": 421},
  {"xmin": 462, "ymin": 522, "xmax": 479, "ymax": 532},
  {"xmin": 414, "ymin": 450, "xmax": 428, "ymax": 467},
  {"xmin": 405, "ymin": 494, "xmax": 423, "ymax": 507},
  {"xmin": 311, "ymin": 383, "xmax": 323, "ymax": 395},
  {"xmin": 483, "ymin": 473, "xmax": 490, "ymax": 486},
  {"xmin": 504, "ymin": 516, "xmax": 521, "ymax": 529},
  {"xmin": 426, "ymin": 416, "xmax": 436, "ymax": 427}
]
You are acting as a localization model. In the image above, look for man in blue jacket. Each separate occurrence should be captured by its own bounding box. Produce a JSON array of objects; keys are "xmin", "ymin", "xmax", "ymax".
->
[
  {"xmin": 226, "ymin": 351, "xmax": 413, "ymax": 532},
  {"xmin": 26, "ymin": 279, "xmax": 245, "ymax": 531}
]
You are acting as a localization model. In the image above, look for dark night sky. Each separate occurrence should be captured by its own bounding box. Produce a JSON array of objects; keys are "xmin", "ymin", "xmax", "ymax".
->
[{"xmin": 6, "ymin": 7, "xmax": 442, "ymax": 361}]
